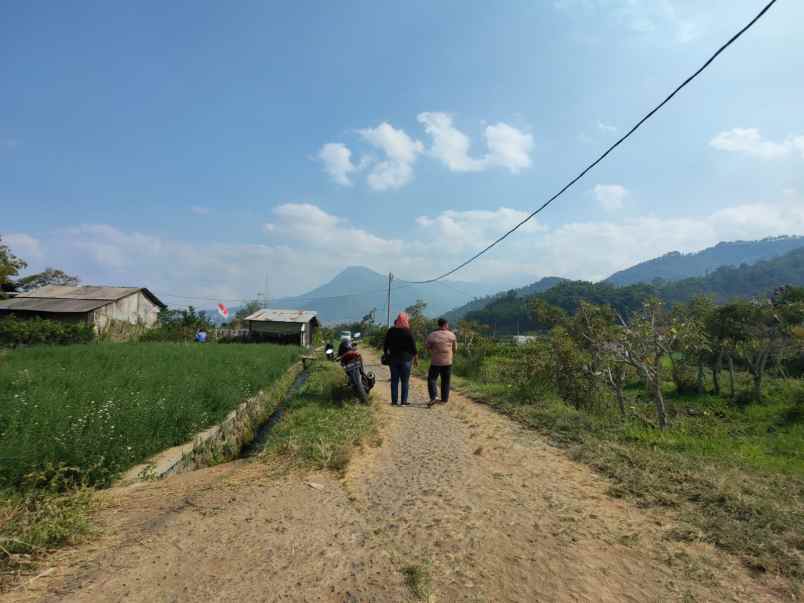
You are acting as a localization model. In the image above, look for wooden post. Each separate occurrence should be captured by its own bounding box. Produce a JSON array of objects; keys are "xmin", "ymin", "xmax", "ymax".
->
[{"xmin": 386, "ymin": 272, "xmax": 394, "ymax": 327}]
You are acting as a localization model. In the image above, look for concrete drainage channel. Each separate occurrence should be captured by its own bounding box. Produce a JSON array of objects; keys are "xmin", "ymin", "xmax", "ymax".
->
[
  {"xmin": 241, "ymin": 369, "xmax": 310, "ymax": 457},
  {"xmin": 117, "ymin": 363, "xmax": 311, "ymax": 486}
]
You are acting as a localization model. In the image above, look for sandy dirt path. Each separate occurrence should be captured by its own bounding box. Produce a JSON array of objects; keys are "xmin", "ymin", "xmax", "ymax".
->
[{"xmin": 2, "ymin": 349, "xmax": 783, "ymax": 602}]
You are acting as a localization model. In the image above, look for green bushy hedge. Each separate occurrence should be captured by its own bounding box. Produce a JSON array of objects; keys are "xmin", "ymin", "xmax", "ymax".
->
[{"xmin": 0, "ymin": 316, "xmax": 95, "ymax": 347}]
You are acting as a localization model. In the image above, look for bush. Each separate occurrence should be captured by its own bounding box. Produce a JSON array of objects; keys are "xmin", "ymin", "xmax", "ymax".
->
[
  {"xmin": 0, "ymin": 316, "xmax": 94, "ymax": 347},
  {"xmin": 139, "ymin": 324, "xmax": 198, "ymax": 342}
]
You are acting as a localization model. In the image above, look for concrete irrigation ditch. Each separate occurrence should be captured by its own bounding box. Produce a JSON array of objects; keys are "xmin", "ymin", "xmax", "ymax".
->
[{"xmin": 117, "ymin": 361, "xmax": 309, "ymax": 486}]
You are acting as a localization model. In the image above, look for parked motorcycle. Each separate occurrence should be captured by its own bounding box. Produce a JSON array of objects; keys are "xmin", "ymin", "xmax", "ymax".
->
[
  {"xmin": 339, "ymin": 343, "xmax": 375, "ymax": 404},
  {"xmin": 324, "ymin": 342, "xmax": 335, "ymax": 361}
]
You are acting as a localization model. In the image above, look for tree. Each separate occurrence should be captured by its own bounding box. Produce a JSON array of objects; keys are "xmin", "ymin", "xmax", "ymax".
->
[
  {"xmin": 235, "ymin": 300, "xmax": 263, "ymax": 321},
  {"xmin": 611, "ymin": 298, "xmax": 678, "ymax": 429},
  {"xmin": 667, "ymin": 297, "xmax": 711, "ymax": 394},
  {"xmin": 571, "ymin": 301, "xmax": 629, "ymax": 416},
  {"xmin": 548, "ymin": 325, "xmax": 597, "ymax": 410},
  {"xmin": 529, "ymin": 298, "xmax": 567, "ymax": 332},
  {"xmin": 404, "ymin": 299, "xmax": 432, "ymax": 343},
  {"xmin": 0, "ymin": 235, "xmax": 27, "ymax": 296},
  {"xmin": 15, "ymin": 268, "xmax": 80, "ymax": 292},
  {"xmin": 713, "ymin": 294, "xmax": 802, "ymax": 403}
]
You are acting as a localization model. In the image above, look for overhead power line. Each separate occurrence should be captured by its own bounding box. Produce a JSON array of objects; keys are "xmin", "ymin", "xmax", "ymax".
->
[
  {"xmin": 406, "ymin": 0, "xmax": 779, "ymax": 285},
  {"xmin": 160, "ymin": 0, "xmax": 777, "ymax": 310}
]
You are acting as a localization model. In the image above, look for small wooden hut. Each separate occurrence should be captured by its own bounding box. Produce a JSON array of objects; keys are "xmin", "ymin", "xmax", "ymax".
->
[{"xmin": 244, "ymin": 309, "xmax": 319, "ymax": 347}]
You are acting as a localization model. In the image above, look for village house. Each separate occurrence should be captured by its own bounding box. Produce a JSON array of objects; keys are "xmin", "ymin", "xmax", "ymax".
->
[
  {"xmin": 245, "ymin": 308, "xmax": 319, "ymax": 347},
  {"xmin": 0, "ymin": 285, "xmax": 166, "ymax": 331}
]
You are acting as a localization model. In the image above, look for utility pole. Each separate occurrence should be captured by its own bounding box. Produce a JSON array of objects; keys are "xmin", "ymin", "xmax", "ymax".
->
[{"xmin": 386, "ymin": 272, "xmax": 394, "ymax": 327}]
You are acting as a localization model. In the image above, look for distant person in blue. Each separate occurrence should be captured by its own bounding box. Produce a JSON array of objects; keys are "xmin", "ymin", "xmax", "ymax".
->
[{"xmin": 195, "ymin": 328, "xmax": 208, "ymax": 343}]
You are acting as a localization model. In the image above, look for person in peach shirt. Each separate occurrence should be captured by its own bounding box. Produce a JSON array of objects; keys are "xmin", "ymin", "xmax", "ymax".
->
[{"xmin": 425, "ymin": 318, "xmax": 457, "ymax": 407}]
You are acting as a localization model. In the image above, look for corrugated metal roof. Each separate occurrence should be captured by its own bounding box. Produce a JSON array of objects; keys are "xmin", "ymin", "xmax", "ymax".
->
[
  {"xmin": 245, "ymin": 309, "xmax": 319, "ymax": 323},
  {"xmin": 13, "ymin": 285, "xmax": 166, "ymax": 308},
  {"xmin": 0, "ymin": 297, "xmax": 111, "ymax": 313},
  {"xmin": 18, "ymin": 285, "xmax": 140, "ymax": 301}
]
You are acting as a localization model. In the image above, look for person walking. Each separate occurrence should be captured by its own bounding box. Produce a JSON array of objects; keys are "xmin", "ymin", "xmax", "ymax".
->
[
  {"xmin": 426, "ymin": 318, "xmax": 457, "ymax": 406},
  {"xmin": 383, "ymin": 312, "xmax": 418, "ymax": 406}
]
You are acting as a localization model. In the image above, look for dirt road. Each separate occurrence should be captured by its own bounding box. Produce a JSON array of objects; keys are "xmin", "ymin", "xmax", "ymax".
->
[{"xmin": 3, "ymin": 350, "xmax": 782, "ymax": 602}]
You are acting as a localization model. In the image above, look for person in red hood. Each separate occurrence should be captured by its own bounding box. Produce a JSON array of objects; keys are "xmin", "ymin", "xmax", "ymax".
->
[{"xmin": 383, "ymin": 312, "xmax": 418, "ymax": 406}]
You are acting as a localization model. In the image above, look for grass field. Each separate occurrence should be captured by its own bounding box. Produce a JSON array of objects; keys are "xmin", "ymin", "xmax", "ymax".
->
[
  {"xmin": 432, "ymin": 350, "xmax": 804, "ymax": 585},
  {"xmin": 261, "ymin": 361, "xmax": 377, "ymax": 472},
  {"xmin": 0, "ymin": 342, "xmax": 300, "ymax": 489}
]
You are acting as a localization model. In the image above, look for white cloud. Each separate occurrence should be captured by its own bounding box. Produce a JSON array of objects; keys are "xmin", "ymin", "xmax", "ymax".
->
[
  {"xmin": 597, "ymin": 121, "xmax": 617, "ymax": 133},
  {"xmin": 3, "ymin": 233, "xmax": 42, "ymax": 260},
  {"xmin": 191, "ymin": 206, "xmax": 210, "ymax": 216},
  {"xmin": 266, "ymin": 203, "xmax": 403, "ymax": 257},
  {"xmin": 416, "ymin": 208, "xmax": 545, "ymax": 253},
  {"xmin": 485, "ymin": 123, "xmax": 533, "ymax": 173},
  {"xmin": 23, "ymin": 192, "xmax": 804, "ymax": 303},
  {"xmin": 709, "ymin": 128, "xmax": 804, "ymax": 160},
  {"xmin": 358, "ymin": 123, "xmax": 424, "ymax": 191},
  {"xmin": 593, "ymin": 184, "xmax": 628, "ymax": 211},
  {"xmin": 417, "ymin": 112, "xmax": 533, "ymax": 174},
  {"xmin": 416, "ymin": 112, "xmax": 486, "ymax": 172},
  {"xmin": 554, "ymin": 0, "xmax": 702, "ymax": 44},
  {"xmin": 318, "ymin": 143, "xmax": 357, "ymax": 186}
]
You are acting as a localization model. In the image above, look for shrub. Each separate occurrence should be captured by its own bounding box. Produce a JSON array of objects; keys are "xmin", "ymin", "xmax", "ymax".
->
[{"xmin": 0, "ymin": 316, "xmax": 94, "ymax": 347}]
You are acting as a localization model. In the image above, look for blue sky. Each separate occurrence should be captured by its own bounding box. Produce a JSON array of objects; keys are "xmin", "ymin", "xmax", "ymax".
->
[{"xmin": 2, "ymin": 0, "xmax": 803, "ymax": 304}]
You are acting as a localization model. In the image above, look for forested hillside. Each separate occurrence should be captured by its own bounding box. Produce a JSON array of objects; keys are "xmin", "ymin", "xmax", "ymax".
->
[
  {"xmin": 444, "ymin": 276, "xmax": 565, "ymax": 323},
  {"xmin": 465, "ymin": 247, "xmax": 804, "ymax": 333},
  {"xmin": 605, "ymin": 235, "xmax": 804, "ymax": 285}
]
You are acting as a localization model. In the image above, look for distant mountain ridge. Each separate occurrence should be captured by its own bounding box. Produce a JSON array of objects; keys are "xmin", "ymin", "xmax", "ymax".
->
[
  {"xmin": 217, "ymin": 236, "xmax": 804, "ymax": 326},
  {"xmin": 445, "ymin": 236, "xmax": 804, "ymax": 321},
  {"xmin": 605, "ymin": 236, "xmax": 804, "ymax": 286},
  {"xmin": 462, "ymin": 247, "xmax": 804, "ymax": 334},
  {"xmin": 268, "ymin": 266, "xmax": 501, "ymax": 324}
]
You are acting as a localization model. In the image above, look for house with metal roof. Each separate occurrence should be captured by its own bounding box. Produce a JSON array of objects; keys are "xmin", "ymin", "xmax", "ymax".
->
[
  {"xmin": 245, "ymin": 308, "xmax": 320, "ymax": 347},
  {"xmin": 0, "ymin": 285, "xmax": 166, "ymax": 332}
]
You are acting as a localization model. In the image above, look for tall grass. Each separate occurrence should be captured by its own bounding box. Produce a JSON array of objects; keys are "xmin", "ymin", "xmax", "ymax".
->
[
  {"xmin": 448, "ymin": 351, "xmax": 804, "ymax": 583},
  {"xmin": 261, "ymin": 362, "xmax": 376, "ymax": 472},
  {"xmin": 0, "ymin": 342, "xmax": 299, "ymax": 488}
]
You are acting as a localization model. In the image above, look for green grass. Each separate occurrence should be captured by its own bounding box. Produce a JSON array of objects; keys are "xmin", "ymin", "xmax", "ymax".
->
[
  {"xmin": 401, "ymin": 563, "xmax": 432, "ymax": 600},
  {"xmin": 0, "ymin": 464, "xmax": 95, "ymax": 591},
  {"xmin": 449, "ymin": 353, "xmax": 804, "ymax": 586},
  {"xmin": 0, "ymin": 342, "xmax": 300, "ymax": 488},
  {"xmin": 261, "ymin": 361, "xmax": 376, "ymax": 472}
]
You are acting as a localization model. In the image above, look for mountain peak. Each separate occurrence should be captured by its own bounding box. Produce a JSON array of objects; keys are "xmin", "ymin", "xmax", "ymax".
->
[{"xmin": 338, "ymin": 265, "xmax": 384, "ymax": 278}]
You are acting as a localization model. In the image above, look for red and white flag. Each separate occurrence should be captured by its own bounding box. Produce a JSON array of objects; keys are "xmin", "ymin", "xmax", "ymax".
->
[{"xmin": 217, "ymin": 303, "xmax": 229, "ymax": 319}]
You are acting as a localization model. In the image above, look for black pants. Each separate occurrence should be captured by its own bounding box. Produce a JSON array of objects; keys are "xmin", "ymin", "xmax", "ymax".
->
[{"xmin": 427, "ymin": 364, "xmax": 452, "ymax": 402}]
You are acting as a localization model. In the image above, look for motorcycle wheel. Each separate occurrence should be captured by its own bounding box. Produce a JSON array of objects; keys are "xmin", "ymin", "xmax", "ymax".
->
[{"xmin": 353, "ymin": 373, "xmax": 370, "ymax": 405}]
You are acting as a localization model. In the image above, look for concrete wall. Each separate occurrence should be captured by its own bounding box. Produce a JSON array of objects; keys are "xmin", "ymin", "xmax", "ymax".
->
[{"xmin": 92, "ymin": 292, "xmax": 161, "ymax": 331}]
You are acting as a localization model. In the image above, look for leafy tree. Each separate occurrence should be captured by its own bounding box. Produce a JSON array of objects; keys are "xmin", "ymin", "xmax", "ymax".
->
[
  {"xmin": 548, "ymin": 325, "xmax": 596, "ymax": 409},
  {"xmin": 0, "ymin": 235, "xmax": 27, "ymax": 296},
  {"xmin": 611, "ymin": 298, "xmax": 679, "ymax": 429},
  {"xmin": 15, "ymin": 268, "xmax": 80, "ymax": 292},
  {"xmin": 404, "ymin": 299, "xmax": 433, "ymax": 344},
  {"xmin": 571, "ymin": 302, "xmax": 629, "ymax": 415},
  {"xmin": 235, "ymin": 300, "xmax": 263, "ymax": 321},
  {"xmin": 529, "ymin": 298, "xmax": 567, "ymax": 332},
  {"xmin": 667, "ymin": 296, "xmax": 711, "ymax": 394},
  {"xmin": 712, "ymin": 294, "xmax": 802, "ymax": 403}
]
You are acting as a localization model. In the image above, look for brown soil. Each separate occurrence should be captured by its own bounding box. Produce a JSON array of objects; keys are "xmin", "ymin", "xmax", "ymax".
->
[{"xmin": 1, "ymin": 349, "xmax": 787, "ymax": 602}]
